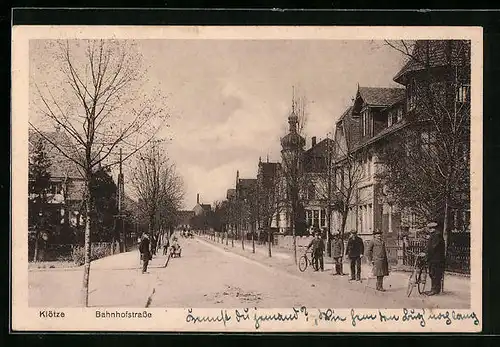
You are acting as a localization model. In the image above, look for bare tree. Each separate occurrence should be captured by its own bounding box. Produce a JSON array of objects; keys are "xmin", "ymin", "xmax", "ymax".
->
[
  {"xmin": 279, "ymin": 86, "xmax": 309, "ymax": 264},
  {"xmin": 331, "ymin": 129, "xmax": 366, "ymax": 255},
  {"xmin": 256, "ymin": 163, "xmax": 286, "ymax": 257},
  {"xmin": 132, "ymin": 143, "xmax": 184, "ymax": 245},
  {"xmin": 30, "ymin": 39, "xmax": 169, "ymax": 306},
  {"xmin": 381, "ymin": 40, "xmax": 471, "ymax": 271}
]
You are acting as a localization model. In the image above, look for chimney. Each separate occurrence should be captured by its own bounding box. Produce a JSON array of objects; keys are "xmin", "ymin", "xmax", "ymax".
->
[
  {"xmin": 197, "ymin": 193, "xmax": 199, "ymax": 204},
  {"xmin": 311, "ymin": 136, "xmax": 317, "ymax": 147}
]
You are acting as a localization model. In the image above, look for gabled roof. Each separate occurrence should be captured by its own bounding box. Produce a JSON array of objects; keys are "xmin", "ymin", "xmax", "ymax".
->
[
  {"xmin": 393, "ymin": 40, "xmax": 471, "ymax": 84},
  {"xmin": 200, "ymin": 204, "xmax": 211, "ymax": 211},
  {"xmin": 357, "ymin": 87, "xmax": 405, "ymax": 107},
  {"xmin": 177, "ymin": 210, "xmax": 196, "ymax": 224},
  {"xmin": 29, "ymin": 129, "xmax": 83, "ymax": 180},
  {"xmin": 304, "ymin": 138, "xmax": 335, "ymax": 157},
  {"xmin": 258, "ymin": 162, "xmax": 280, "ymax": 177},
  {"xmin": 237, "ymin": 178, "xmax": 257, "ymax": 189},
  {"xmin": 337, "ymin": 106, "xmax": 353, "ymax": 123}
]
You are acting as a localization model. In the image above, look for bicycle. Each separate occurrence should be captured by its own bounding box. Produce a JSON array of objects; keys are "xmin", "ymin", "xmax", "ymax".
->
[
  {"xmin": 406, "ymin": 250, "xmax": 429, "ymax": 297},
  {"xmin": 298, "ymin": 249, "xmax": 320, "ymax": 272}
]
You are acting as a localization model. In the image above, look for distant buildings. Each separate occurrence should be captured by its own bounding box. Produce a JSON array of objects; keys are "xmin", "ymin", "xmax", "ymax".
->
[{"xmin": 216, "ymin": 40, "xmax": 471, "ymax": 271}]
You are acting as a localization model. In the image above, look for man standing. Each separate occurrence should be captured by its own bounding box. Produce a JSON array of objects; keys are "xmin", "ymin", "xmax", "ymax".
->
[
  {"xmin": 331, "ymin": 233, "xmax": 345, "ymax": 275},
  {"xmin": 139, "ymin": 233, "xmax": 151, "ymax": 274},
  {"xmin": 346, "ymin": 230, "xmax": 364, "ymax": 281},
  {"xmin": 307, "ymin": 232, "xmax": 325, "ymax": 271},
  {"xmin": 425, "ymin": 222, "xmax": 445, "ymax": 296},
  {"xmin": 366, "ymin": 230, "xmax": 389, "ymax": 291}
]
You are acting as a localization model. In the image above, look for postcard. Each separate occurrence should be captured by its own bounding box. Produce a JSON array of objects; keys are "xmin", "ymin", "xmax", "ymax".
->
[{"xmin": 11, "ymin": 25, "xmax": 482, "ymax": 332}]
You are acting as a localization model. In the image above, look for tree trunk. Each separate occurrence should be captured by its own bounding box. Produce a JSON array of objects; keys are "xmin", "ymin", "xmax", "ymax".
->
[
  {"xmin": 292, "ymin": 204, "xmax": 297, "ymax": 264},
  {"xmin": 80, "ymin": 180, "xmax": 92, "ymax": 307},
  {"xmin": 252, "ymin": 226, "xmax": 255, "ymax": 253},
  {"xmin": 442, "ymin": 197, "xmax": 450, "ymax": 292},
  {"xmin": 33, "ymin": 232, "xmax": 39, "ymax": 262},
  {"xmin": 326, "ymin": 204, "xmax": 331, "ymax": 257},
  {"xmin": 268, "ymin": 223, "xmax": 272, "ymax": 258},
  {"xmin": 241, "ymin": 223, "xmax": 245, "ymax": 250},
  {"xmin": 340, "ymin": 209, "xmax": 348, "ymax": 264}
]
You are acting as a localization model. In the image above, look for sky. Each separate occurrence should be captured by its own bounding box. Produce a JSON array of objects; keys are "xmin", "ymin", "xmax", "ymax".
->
[{"xmin": 30, "ymin": 39, "xmax": 407, "ymax": 210}]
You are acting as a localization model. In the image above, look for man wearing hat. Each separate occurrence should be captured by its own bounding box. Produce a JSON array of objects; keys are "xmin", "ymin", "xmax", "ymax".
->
[
  {"xmin": 346, "ymin": 230, "xmax": 364, "ymax": 281},
  {"xmin": 139, "ymin": 233, "xmax": 151, "ymax": 274},
  {"xmin": 425, "ymin": 222, "xmax": 445, "ymax": 295},
  {"xmin": 331, "ymin": 232, "xmax": 345, "ymax": 275},
  {"xmin": 366, "ymin": 229, "xmax": 389, "ymax": 291},
  {"xmin": 307, "ymin": 231, "xmax": 325, "ymax": 271}
]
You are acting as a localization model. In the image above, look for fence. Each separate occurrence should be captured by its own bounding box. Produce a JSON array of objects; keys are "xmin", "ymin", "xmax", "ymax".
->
[
  {"xmin": 28, "ymin": 241, "xmax": 114, "ymax": 263},
  {"xmin": 401, "ymin": 234, "xmax": 470, "ymax": 274}
]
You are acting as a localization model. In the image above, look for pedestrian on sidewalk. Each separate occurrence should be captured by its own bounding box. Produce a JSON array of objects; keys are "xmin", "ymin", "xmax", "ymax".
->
[
  {"xmin": 425, "ymin": 222, "xmax": 445, "ymax": 296},
  {"xmin": 307, "ymin": 231, "xmax": 325, "ymax": 271},
  {"xmin": 366, "ymin": 230, "xmax": 389, "ymax": 291},
  {"xmin": 346, "ymin": 230, "xmax": 364, "ymax": 281},
  {"xmin": 150, "ymin": 234, "xmax": 157, "ymax": 257},
  {"xmin": 139, "ymin": 233, "xmax": 152, "ymax": 274},
  {"xmin": 331, "ymin": 233, "xmax": 344, "ymax": 275}
]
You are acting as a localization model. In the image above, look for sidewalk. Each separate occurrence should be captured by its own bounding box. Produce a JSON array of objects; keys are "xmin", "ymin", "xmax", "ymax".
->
[{"xmin": 29, "ymin": 249, "xmax": 170, "ymax": 307}]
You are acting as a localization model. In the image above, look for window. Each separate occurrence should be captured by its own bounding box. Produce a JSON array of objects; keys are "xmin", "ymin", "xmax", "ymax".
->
[
  {"xmin": 320, "ymin": 209, "xmax": 326, "ymax": 227},
  {"xmin": 396, "ymin": 107, "xmax": 403, "ymax": 122},
  {"xmin": 358, "ymin": 206, "xmax": 364, "ymax": 233},
  {"xmin": 313, "ymin": 210, "xmax": 319, "ymax": 227},
  {"xmin": 388, "ymin": 111, "xmax": 394, "ymax": 127},
  {"xmin": 367, "ymin": 155, "xmax": 372, "ymax": 178},
  {"xmin": 408, "ymin": 79, "xmax": 417, "ymax": 111},
  {"xmin": 307, "ymin": 184, "xmax": 316, "ymax": 200},
  {"xmin": 306, "ymin": 210, "xmax": 313, "ymax": 227},
  {"xmin": 456, "ymin": 84, "xmax": 470, "ymax": 103},
  {"xmin": 49, "ymin": 182, "xmax": 62, "ymax": 195},
  {"xmin": 362, "ymin": 109, "xmax": 371, "ymax": 137},
  {"xmin": 421, "ymin": 129, "xmax": 437, "ymax": 154},
  {"xmin": 388, "ymin": 204, "xmax": 393, "ymax": 233}
]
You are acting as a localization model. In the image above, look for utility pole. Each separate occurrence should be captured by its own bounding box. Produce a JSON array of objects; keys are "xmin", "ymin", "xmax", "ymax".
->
[
  {"xmin": 326, "ymin": 132, "xmax": 332, "ymax": 257},
  {"xmin": 117, "ymin": 147, "xmax": 126, "ymax": 252}
]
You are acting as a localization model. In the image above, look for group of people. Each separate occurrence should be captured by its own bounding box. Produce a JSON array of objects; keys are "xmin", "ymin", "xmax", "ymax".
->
[
  {"xmin": 138, "ymin": 232, "xmax": 182, "ymax": 274},
  {"xmin": 306, "ymin": 221, "xmax": 446, "ymax": 295}
]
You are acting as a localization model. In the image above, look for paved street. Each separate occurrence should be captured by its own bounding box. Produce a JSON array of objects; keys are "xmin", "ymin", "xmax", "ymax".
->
[{"xmin": 29, "ymin": 236, "xmax": 470, "ymax": 308}]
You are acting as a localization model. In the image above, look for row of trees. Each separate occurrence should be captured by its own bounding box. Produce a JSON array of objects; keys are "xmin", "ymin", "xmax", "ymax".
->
[
  {"xmin": 131, "ymin": 141, "xmax": 184, "ymax": 244},
  {"xmin": 207, "ymin": 40, "xmax": 470, "ymax": 267}
]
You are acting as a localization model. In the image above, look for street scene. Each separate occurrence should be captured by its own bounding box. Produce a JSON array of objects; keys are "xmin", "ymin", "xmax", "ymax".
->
[
  {"xmin": 29, "ymin": 233, "xmax": 470, "ymax": 308},
  {"xmin": 27, "ymin": 38, "xmax": 472, "ymax": 309}
]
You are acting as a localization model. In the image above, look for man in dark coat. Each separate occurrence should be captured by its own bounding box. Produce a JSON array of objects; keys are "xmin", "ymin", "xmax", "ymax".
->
[
  {"xmin": 331, "ymin": 233, "xmax": 345, "ymax": 275},
  {"xmin": 425, "ymin": 222, "xmax": 445, "ymax": 295},
  {"xmin": 307, "ymin": 232, "xmax": 325, "ymax": 271},
  {"xmin": 139, "ymin": 233, "xmax": 151, "ymax": 274},
  {"xmin": 366, "ymin": 230, "xmax": 389, "ymax": 291},
  {"xmin": 346, "ymin": 230, "xmax": 364, "ymax": 281}
]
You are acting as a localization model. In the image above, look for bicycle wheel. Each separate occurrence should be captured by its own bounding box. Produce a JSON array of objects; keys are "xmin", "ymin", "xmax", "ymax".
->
[
  {"xmin": 311, "ymin": 257, "xmax": 319, "ymax": 271},
  {"xmin": 417, "ymin": 266, "xmax": 428, "ymax": 294},
  {"xmin": 298, "ymin": 255, "xmax": 308, "ymax": 272},
  {"xmin": 406, "ymin": 271, "xmax": 416, "ymax": 297}
]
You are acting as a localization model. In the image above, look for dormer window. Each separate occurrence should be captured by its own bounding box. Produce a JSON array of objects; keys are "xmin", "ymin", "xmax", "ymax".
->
[{"xmin": 361, "ymin": 108, "xmax": 372, "ymax": 137}]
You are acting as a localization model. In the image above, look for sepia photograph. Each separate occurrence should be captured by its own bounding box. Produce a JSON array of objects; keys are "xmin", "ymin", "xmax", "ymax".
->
[{"xmin": 11, "ymin": 26, "xmax": 482, "ymax": 332}]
